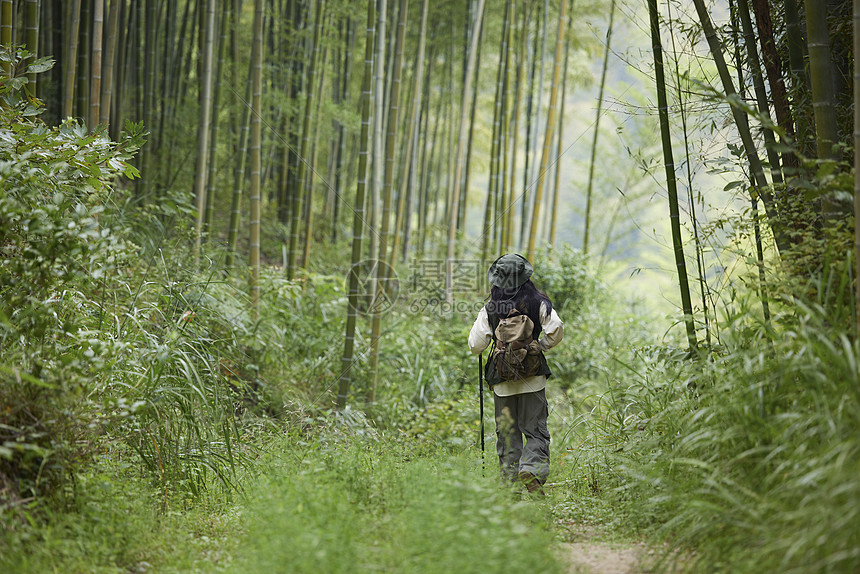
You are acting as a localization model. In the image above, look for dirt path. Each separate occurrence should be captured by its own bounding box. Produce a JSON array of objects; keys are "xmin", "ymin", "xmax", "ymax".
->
[
  {"xmin": 561, "ymin": 540, "xmax": 650, "ymax": 574},
  {"xmin": 557, "ymin": 524, "xmax": 656, "ymax": 574}
]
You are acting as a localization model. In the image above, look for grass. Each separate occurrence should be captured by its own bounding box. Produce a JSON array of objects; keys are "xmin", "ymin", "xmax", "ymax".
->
[
  {"xmin": 1, "ymin": 428, "xmax": 578, "ymax": 574},
  {"xmin": 586, "ymin": 297, "xmax": 860, "ymax": 573},
  {"xmin": 0, "ymin": 448, "xmax": 241, "ymax": 574},
  {"xmin": 231, "ymin": 431, "xmax": 564, "ymax": 574}
]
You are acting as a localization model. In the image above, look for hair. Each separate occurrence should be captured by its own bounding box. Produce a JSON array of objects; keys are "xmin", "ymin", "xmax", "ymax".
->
[{"xmin": 487, "ymin": 279, "xmax": 553, "ymax": 317}]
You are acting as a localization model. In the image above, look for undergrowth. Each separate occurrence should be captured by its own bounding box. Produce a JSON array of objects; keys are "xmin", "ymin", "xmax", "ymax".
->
[{"xmin": 589, "ymin": 291, "xmax": 860, "ymax": 573}]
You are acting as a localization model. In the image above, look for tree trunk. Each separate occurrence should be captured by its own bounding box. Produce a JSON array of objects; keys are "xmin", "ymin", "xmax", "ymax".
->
[
  {"xmin": 89, "ymin": 0, "xmax": 104, "ymax": 130},
  {"xmin": 193, "ymin": 0, "xmax": 216, "ymax": 255},
  {"xmin": 549, "ymin": 0, "xmax": 571, "ymax": 248},
  {"xmin": 803, "ymin": 0, "xmax": 839, "ymax": 161},
  {"xmin": 24, "ymin": 0, "xmax": 38, "ymax": 93},
  {"xmin": 738, "ymin": 0, "xmax": 782, "ymax": 184},
  {"xmin": 525, "ymin": 0, "xmax": 566, "ymax": 260},
  {"xmin": 390, "ymin": 0, "xmax": 429, "ymax": 266},
  {"xmin": 648, "ymin": 0, "xmax": 697, "ymax": 352},
  {"xmin": 445, "ymin": 0, "xmax": 486, "ymax": 303},
  {"xmin": 337, "ymin": 0, "xmax": 376, "ymax": 411},
  {"xmin": 63, "ymin": 0, "xmax": 82, "ymax": 119},
  {"xmin": 583, "ymin": 0, "xmax": 614, "ymax": 255},
  {"xmin": 249, "ymin": 0, "xmax": 264, "ymax": 315},
  {"xmin": 854, "ymin": 0, "xmax": 860, "ymax": 337},
  {"xmin": 288, "ymin": 0, "xmax": 325, "ymax": 279},
  {"xmin": 100, "ymin": 0, "xmax": 119, "ymax": 126}
]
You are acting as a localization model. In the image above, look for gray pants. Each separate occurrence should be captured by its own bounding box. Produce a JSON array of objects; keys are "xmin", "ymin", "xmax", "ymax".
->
[{"xmin": 494, "ymin": 389, "xmax": 550, "ymax": 483}]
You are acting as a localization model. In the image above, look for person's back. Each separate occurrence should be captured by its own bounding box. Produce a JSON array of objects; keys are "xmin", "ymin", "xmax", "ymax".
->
[{"xmin": 468, "ymin": 254, "xmax": 564, "ymax": 494}]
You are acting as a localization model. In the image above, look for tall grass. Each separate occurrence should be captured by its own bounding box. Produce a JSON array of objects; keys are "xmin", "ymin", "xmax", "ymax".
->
[{"xmin": 594, "ymin": 293, "xmax": 860, "ymax": 572}]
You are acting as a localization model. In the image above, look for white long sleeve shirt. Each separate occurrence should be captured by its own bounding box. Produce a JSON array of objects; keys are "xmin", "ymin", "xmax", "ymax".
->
[{"xmin": 468, "ymin": 302, "xmax": 564, "ymax": 397}]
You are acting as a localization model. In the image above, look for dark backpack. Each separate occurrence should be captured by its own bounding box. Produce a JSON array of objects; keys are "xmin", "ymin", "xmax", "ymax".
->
[{"xmin": 490, "ymin": 308, "xmax": 543, "ymax": 383}]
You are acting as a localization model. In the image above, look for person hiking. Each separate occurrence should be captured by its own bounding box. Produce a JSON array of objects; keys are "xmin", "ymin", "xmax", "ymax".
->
[{"xmin": 468, "ymin": 253, "xmax": 564, "ymax": 494}]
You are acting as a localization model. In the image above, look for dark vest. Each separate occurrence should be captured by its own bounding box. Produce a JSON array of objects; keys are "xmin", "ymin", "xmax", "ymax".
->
[{"xmin": 484, "ymin": 301, "xmax": 552, "ymax": 387}]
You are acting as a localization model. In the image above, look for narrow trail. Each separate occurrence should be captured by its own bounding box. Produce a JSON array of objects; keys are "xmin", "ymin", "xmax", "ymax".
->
[{"xmin": 561, "ymin": 541, "xmax": 648, "ymax": 574}]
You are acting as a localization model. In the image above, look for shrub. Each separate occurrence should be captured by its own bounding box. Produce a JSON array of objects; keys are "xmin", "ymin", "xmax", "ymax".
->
[{"xmin": 0, "ymin": 49, "xmax": 144, "ymax": 503}]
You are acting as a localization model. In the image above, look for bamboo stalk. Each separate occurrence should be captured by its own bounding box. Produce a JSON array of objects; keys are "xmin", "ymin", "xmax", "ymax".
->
[
  {"xmin": 583, "ymin": 0, "xmax": 615, "ymax": 255},
  {"xmin": 525, "ymin": 0, "xmax": 567, "ymax": 260},
  {"xmin": 89, "ymin": 0, "xmax": 104, "ymax": 129},
  {"xmin": 445, "ymin": 0, "xmax": 487, "ymax": 303},
  {"xmin": 691, "ymin": 0, "xmax": 786, "ymax": 254},
  {"xmin": 24, "ymin": 0, "xmax": 38, "ymax": 93},
  {"xmin": 249, "ymin": 0, "xmax": 263, "ymax": 315},
  {"xmin": 337, "ymin": 0, "xmax": 376, "ymax": 410},
  {"xmin": 648, "ymin": 0, "xmax": 697, "ymax": 351},
  {"xmin": 854, "ymin": 0, "xmax": 860, "ymax": 337},
  {"xmin": 63, "ymin": 0, "xmax": 82, "ymax": 119}
]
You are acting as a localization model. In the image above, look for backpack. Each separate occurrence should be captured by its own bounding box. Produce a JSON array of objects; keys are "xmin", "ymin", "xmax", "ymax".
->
[{"xmin": 491, "ymin": 308, "xmax": 543, "ymax": 383}]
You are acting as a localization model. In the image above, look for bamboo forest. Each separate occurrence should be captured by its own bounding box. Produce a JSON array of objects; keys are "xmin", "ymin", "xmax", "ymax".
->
[{"xmin": 3, "ymin": 0, "xmax": 860, "ymax": 571}]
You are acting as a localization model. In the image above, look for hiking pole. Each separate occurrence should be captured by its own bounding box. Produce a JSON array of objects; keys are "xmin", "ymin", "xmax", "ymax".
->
[{"xmin": 478, "ymin": 353, "xmax": 485, "ymax": 466}]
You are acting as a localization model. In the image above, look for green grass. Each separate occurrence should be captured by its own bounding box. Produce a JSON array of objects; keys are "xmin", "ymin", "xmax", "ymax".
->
[
  {"xmin": 0, "ymin": 452, "xmax": 241, "ymax": 574},
  {"xmin": 231, "ymin": 432, "xmax": 564, "ymax": 574}
]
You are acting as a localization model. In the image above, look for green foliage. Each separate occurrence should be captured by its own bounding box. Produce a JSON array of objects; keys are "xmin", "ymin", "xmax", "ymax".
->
[
  {"xmin": 0, "ymin": 52, "xmax": 145, "ymax": 502},
  {"xmin": 534, "ymin": 245, "xmax": 600, "ymax": 317},
  {"xmin": 0, "ymin": 55, "xmax": 255, "ymax": 506}
]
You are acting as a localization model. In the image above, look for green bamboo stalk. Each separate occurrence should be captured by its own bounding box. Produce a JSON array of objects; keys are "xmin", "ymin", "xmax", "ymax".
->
[
  {"xmin": 100, "ymin": 0, "xmax": 119, "ymax": 126},
  {"xmin": 193, "ymin": 0, "xmax": 216, "ymax": 256},
  {"xmin": 390, "ymin": 0, "xmax": 429, "ymax": 266},
  {"xmin": 63, "ymin": 0, "xmax": 82, "ymax": 119},
  {"xmin": 225, "ymin": 43, "xmax": 252, "ymax": 271},
  {"xmin": 583, "ymin": 0, "xmax": 615, "ymax": 255},
  {"xmin": 25, "ymin": 0, "xmax": 38, "ymax": 93},
  {"xmin": 89, "ymin": 0, "xmax": 104, "ymax": 129},
  {"xmin": 510, "ymin": 4, "xmax": 528, "ymax": 250},
  {"xmin": 288, "ymin": 0, "xmax": 325, "ymax": 279},
  {"xmin": 667, "ymin": 0, "xmax": 712, "ymax": 344},
  {"xmin": 648, "ymin": 0, "xmax": 697, "ymax": 352},
  {"xmin": 301, "ymin": 20, "xmax": 330, "ymax": 268},
  {"xmin": 369, "ymin": 0, "xmax": 408, "ymax": 402},
  {"xmin": 204, "ymin": 7, "xmax": 226, "ymax": 236},
  {"xmin": 803, "ymin": 0, "xmax": 839, "ymax": 161},
  {"xmin": 498, "ymin": 0, "xmax": 513, "ymax": 251},
  {"xmin": 738, "ymin": 0, "xmax": 782, "ymax": 184},
  {"xmin": 0, "ymin": 1, "xmax": 10, "ymax": 64},
  {"xmin": 751, "ymin": 0, "xmax": 796, "ymax": 169},
  {"xmin": 249, "ymin": 0, "xmax": 263, "ymax": 316},
  {"xmin": 459, "ymin": 0, "xmax": 488, "ymax": 234},
  {"xmin": 548, "ymin": 0, "xmax": 572, "ymax": 248},
  {"xmin": 482, "ymin": 2, "xmax": 507, "ymax": 262},
  {"xmin": 337, "ymin": 0, "xmax": 376, "ymax": 411}
]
